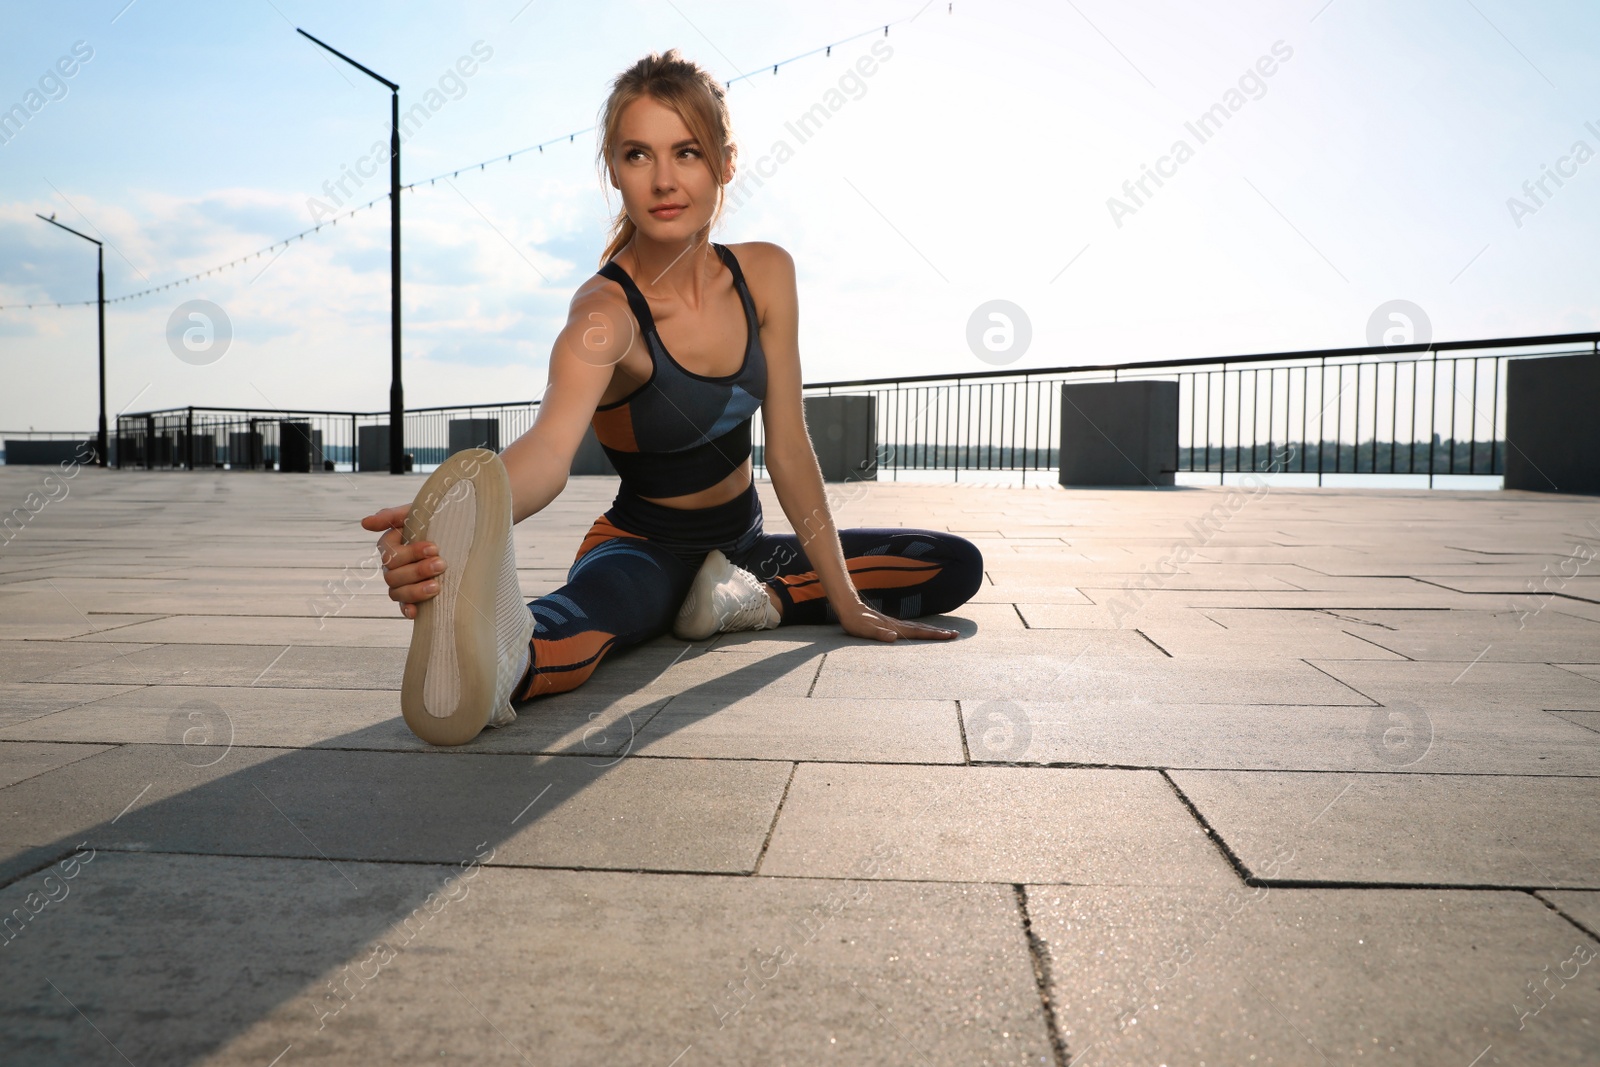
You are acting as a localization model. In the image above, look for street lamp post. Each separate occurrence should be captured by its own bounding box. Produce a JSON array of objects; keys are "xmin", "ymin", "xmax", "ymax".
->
[
  {"xmin": 297, "ymin": 28, "xmax": 406, "ymax": 475},
  {"xmin": 36, "ymin": 213, "xmax": 107, "ymax": 467}
]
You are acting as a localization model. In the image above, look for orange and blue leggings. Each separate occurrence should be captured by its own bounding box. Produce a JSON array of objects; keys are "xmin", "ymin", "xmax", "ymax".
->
[{"xmin": 515, "ymin": 514, "xmax": 984, "ymax": 700}]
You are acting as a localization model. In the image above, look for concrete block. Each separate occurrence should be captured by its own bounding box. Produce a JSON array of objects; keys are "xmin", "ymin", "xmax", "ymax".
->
[
  {"xmin": 570, "ymin": 423, "xmax": 617, "ymax": 476},
  {"xmin": 1505, "ymin": 351, "xmax": 1600, "ymax": 493},
  {"xmin": 804, "ymin": 395, "xmax": 877, "ymax": 482},
  {"xmin": 277, "ymin": 422, "xmax": 320, "ymax": 473},
  {"xmin": 447, "ymin": 418, "xmax": 499, "ymax": 457},
  {"xmin": 1059, "ymin": 380, "xmax": 1178, "ymax": 486},
  {"xmin": 1, "ymin": 439, "xmax": 94, "ymax": 466},
  {"xmin": 356, "ymin": 424, "xmax": 390, "ymax": 472},
  {"xmin": 227, "ymin": 430, "xmax": 263, "ymax": 469},
  {"xmin": 178, "ymin": 432, "xmax": 216, "ymax": 468}
]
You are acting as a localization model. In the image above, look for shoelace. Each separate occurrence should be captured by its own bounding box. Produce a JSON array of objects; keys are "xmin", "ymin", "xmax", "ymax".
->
[{"xmin": 719, "ymin": 570, "xmax": 773, "ymax": 632}]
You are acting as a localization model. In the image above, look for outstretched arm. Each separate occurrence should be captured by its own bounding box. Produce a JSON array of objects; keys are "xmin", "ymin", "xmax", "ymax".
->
[
  {"xmin": 360, "ymin": 281, "xmax": 634, "ymax": 617},
  {"xmin": 502, "ymin": 282, "xmax": 635, "ymax": 522},
  {"xmin": 750, "ymin": 243, "xmax": 955, "ymax": 643}
]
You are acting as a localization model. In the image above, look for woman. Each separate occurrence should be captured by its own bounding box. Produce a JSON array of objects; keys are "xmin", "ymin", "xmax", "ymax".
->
[{"xmin": 362, "ymin": 50, "xmax": 983, "ymax": 746}]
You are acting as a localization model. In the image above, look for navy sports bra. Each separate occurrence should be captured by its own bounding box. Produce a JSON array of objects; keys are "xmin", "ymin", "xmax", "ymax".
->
[{"xmin": 590, "ymin": 243, "xmax": 768, "ymax": 499}]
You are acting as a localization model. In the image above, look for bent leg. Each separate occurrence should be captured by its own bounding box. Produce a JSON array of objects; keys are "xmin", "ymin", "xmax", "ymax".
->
[
  {"xmin": 516, "ymin": 516, "xmax": 695, "ymax": 699},
  {"xmin": 732, "ymin": 528, "xmax": 984, "ymax": 626}
]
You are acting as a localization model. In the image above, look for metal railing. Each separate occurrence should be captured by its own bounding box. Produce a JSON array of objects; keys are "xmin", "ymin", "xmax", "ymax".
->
[
  {"xmin": 798, "ymin": 331, "xmax": 1599, "ymax": 483},
  {"xmin": 116, "ymin": 331, "xmax": 1599, "ymax": 483}
]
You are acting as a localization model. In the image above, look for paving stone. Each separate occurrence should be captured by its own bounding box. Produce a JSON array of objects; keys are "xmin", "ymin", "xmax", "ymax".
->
[
  {"xmin": 0, "ymin": 853, "xmax": 1054, "ymax": 1066},
  {"xmin": 0, "ymin": 604, "xmax": 167, "ymax": 640},
  {"xmin": 814, "ymin": 648, "xmax": 1365, "ymax": 704},
  {"xmin": 41, "ymin": 642, "xmax": 318, "ymax": 687},
  {"xmin": 1012, "ymin": 601, "xmax": 1210, "ymax": 629},
  {"xmin": 0, "ymin": 744, "xmax": 790, "ymax": 883},
  {"xmin": 1549, "ymin": 710, "xmax": 1600, "ymax": 735},
  {"xmin": 962, "ymin": 699, "xmax": 1600, "ymax": 775},
  {"xmin": 1322, "ymin": 610, "xmax": 1600, "ymax": 662},
  {"xmin": 1029, "ymin": 886, "xmax": 1600, "ymax": 1066},
  {"xmin": 1556, "ymin": 663, "xmax": 1600, "ymax": 685},
  {"xmin": 634, "ymin": 695, "xmax": 963, "ymax": 763},
  {"xmin": 1131, "ymin": 587, "xmax": 1491, "ymax": 609},
  {"xmin": 1308, "ymin": 660, "xmax": 1600, "ymax": 710},
  {"xmin": 256, "ymin": 644, "xmax": 408, "ymax": 689},
  {"xmin": 1332, "ymin": 607, "xmax": 1600, "ymax": 634},
  {"xmin": 62, "ymin": 593, "xmax": 403, "ymax": 618},
  {"xmin": 637, "ymin": 640, "xmax": 826, "ymax": 699},
  {"xmin": 1134, "ymin": 621, "xmax": 1405, "ymax": 659},
  {"xmin": 70, "ymin": 613, "xmax": 412, "ymax": 647},
  {"xmin": 0, "ymin": 681, "xmax": 143, "ymax": 726},
  {"xmin": 0, "ymin": 685, "xmax": 401, "ymax": 749},
  {"xmin": 0, "ymin": 741, "xmax": 117, "ymax": 789},
  {"xmin": 1539, "ymin": 890, "xmax": 1600, "ymax": 938},
  {"xmin": 1170, "ymin": 770, "xmax": 1600, "ymax": 887},
  {"xmin": 0, "ymin": 640, "xmax": 155, "ymax": 683},
  {"xmin": 760, "ymin": 763, "xmax": 1234, "ymax": 886},
  {"xmin": 1551, "ymin": 600, "xmax": 1600, "ymax": 624},
  {"xmin": 972, "ymin": 583, "xmax": 1092, "ymax": 605},
  {"xmin": 1423, "ymin": 574, "xmax": 1600, "ymax": 602}
]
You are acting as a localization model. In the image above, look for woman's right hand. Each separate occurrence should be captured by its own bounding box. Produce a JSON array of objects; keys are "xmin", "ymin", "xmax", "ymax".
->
[{"xmin": 360, "ymin": 504, "xmax": 445, "ymax": 620}]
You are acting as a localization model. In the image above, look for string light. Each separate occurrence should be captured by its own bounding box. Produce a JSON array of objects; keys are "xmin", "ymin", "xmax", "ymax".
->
[{"xmin": 0, "ymin": 8, "xmax": 951, "ymax": 312}]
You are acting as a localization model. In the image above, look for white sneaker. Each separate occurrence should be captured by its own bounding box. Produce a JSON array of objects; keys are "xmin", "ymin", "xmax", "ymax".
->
[
  {"xmin": 673, "ymin": 549, "xmax": 782, "ymax": 641},
  {"xmin": 400, "ymin": 449, "xmax": 535, "ymax": 746}
]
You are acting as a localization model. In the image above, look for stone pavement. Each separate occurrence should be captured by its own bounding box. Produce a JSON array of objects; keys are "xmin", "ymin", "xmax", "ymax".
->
[{"xmin": 0, "ymin": 466, "xmax": 1598, "ymax": 1065}]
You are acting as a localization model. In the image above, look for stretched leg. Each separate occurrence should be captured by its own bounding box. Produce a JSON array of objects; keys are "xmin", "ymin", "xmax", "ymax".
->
[
  {"xmin": 731, "ymin": 528, "xmax": 984, "ymax": 625},
  {"xmin": 516, "ymin": 515, "xmax": 696, "ymax": 699}
]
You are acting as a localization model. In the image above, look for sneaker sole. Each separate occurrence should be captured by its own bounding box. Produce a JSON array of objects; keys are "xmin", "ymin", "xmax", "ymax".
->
[
  {"xmin": 400, "ymin": 448, "xmax": 511, "ymax": 746},
  {"xmin": 673, "ymin": 550, "xmax": 727, "ymax": 641}
]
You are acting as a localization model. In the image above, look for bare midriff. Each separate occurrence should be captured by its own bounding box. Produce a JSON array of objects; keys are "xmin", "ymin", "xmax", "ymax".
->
[{"xmin": 637, "ymin": 457, "xmax": 753, "ymax": 509}]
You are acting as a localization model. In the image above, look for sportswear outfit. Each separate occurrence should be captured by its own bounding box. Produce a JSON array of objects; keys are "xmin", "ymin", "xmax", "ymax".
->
[{"xmin": 514, "ymin": 243, "xmax": 983, "ymax": 700}]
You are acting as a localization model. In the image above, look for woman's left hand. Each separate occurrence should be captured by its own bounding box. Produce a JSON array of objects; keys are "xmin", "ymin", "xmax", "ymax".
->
[{"xmin": 835, "ymin": 600, "xmax": 959, "ymax": 642}]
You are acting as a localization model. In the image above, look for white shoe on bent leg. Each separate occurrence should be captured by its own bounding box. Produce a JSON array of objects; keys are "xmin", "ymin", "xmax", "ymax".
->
[
  {"xmin": 400, "ymin": 448, "xmax": 536, "ymax": 746},
  {"xmin": 673, "ymin": 549, "xmax": 782, "ymax": 641}
]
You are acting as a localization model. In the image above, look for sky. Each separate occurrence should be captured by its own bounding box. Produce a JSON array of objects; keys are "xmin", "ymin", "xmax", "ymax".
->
[{"xmin": 1, "ymin": 0, "xmax": 1597, "ymax": 432}]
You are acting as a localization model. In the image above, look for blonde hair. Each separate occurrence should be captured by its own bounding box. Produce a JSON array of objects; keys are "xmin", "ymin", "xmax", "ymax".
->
[{"xmin": 596, "ymin": 49, "xmax": 736, "ymax": 266}]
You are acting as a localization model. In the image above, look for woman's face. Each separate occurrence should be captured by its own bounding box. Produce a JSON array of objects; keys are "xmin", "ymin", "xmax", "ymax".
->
[{"xmin": 610, "ymin": 94, "xmax": 730, "ymax": 241}]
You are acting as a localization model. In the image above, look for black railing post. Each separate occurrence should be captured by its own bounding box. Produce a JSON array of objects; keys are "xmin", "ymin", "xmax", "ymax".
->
[
  {"xmin": 96, "ymin": 246, "xmax": 107, "ymax": 466},
  {"xmin": 1427, "ymin": 349, "xmax": 1437, "ymax": 489},
  {"xmin": 1490, "ymin": 357, "xmax": 1502, "ymax": 475}
]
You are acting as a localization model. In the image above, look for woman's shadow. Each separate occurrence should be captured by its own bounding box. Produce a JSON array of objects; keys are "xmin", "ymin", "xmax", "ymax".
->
[{"xmin": 0, "ymin": 616, "xmax": 975, "ymax": 1064}]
